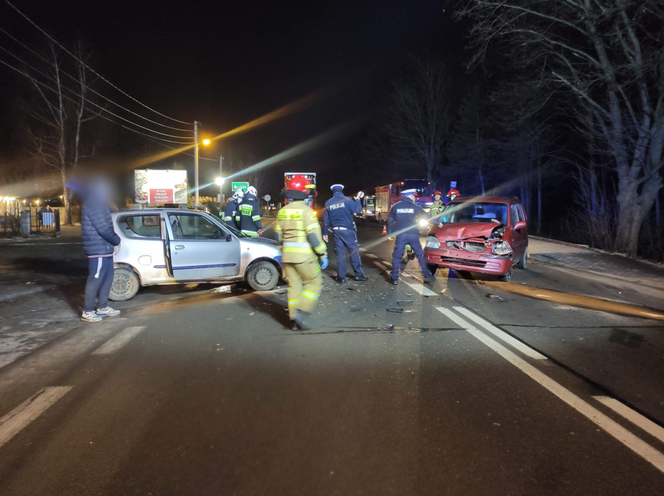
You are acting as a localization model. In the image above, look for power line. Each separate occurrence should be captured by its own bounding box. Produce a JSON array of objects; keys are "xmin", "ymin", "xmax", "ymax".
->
[
  {"xmin": 0, "ymin": 28, "xmax": 192, "ymax": 133},
  {"xmin": 5, "ymin": 0, "xmax": 193, "ymax": 126},
  {"xmin": 0, "ymin": 45, "xmax": 194, "ymax": 143},
  {"xmin": 0, "ymin": 56, "xmax": 193, "ymax": 145}
]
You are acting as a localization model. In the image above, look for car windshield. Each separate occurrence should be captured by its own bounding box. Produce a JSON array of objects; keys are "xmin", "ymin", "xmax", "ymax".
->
[
  {"xmin": 444, "ymin": 202, "xmax": 508, "ymax": 225},
  {"xmin": 403, "ymin": 180, "xmax": 430, "ymax": 197},
  {"xmin": 220, "ymin": 219, "xmax": 247, "ymax": 237}
]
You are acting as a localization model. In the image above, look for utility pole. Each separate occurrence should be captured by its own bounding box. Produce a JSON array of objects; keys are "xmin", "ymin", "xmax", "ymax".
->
[
  {"xmin": 194, "ymin": 121, "xmax": 200, "ymax": 207},
  {"xmin": 219, "ymin": 155, "xmax": 224, "ymax": 204}
]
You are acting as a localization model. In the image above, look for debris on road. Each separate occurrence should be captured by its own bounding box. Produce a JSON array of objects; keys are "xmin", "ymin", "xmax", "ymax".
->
[
  {"xmin": 397, "ymin": 300, "xmax": 414, "ymax": 306},
  {"xmin": 386, "ymin": 307, "xmax": 404, "ymax": 313},
  {"xmin": 486, "ymin": 294, "xmax": 507, "ymax": 302},
  {"xmin": 210, "ymin": 285, "xmax": 232, "ymax": 293}
]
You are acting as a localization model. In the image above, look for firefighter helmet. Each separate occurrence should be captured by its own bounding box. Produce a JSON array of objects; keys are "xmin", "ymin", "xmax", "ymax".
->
[
  {"xmin": 447, "ymin": 189, "xmax": 460, "ymax": 198},
  {"xmin": 433, "ymin": 190, "xmax": 443, "ymax": 198},
  {"xmin": 246, "ymin": 186, "xmax": 258, "ymax": 197}
]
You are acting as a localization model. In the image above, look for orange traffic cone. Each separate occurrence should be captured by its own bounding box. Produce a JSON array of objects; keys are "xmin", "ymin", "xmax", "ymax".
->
[{"xmin": 382, "ymin": 225, "xmax": 387, "ymax": 236}]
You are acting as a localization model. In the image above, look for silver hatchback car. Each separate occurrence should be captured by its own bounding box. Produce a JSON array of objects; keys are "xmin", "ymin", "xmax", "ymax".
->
[{"xmin": 109, "ymin": 209, "xmax": 282, "ymax": 301}]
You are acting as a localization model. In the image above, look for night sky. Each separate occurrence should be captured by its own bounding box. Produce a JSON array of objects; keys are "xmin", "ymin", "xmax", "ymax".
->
[{"xmin": 0, "ymin": 0, "xmax": 464, "ymax": 197}]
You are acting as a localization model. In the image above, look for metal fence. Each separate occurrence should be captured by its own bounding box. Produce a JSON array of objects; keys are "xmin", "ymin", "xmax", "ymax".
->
[{"xmin": 1, "ymin": 207, "xmax": 60, "ymax": 237}]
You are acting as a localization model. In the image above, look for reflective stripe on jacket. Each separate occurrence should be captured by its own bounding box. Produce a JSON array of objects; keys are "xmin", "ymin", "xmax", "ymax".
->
[{"xmin": 275, "ymin": 201, "xmax": 327, "ymax": 263}]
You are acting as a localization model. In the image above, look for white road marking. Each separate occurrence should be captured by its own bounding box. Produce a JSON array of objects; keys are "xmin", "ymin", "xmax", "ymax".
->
[
  {"xmin": 92, "ymin": 326, "xmax": 146, "ymax": 355},
  {"xmin": 453, "ymin": 307, "xmax": 547, "ymax": 360},
  {"xmin": 374, "ymin": 261, "xmax": 434, "ymax": 294},
  {"xmin": 0, "ymin": 386, "xmax": 72, "ymax": 449},
  {"xmin": 402, "ymin": 280, "xmax": 437, "ymax": 296},
  {"xmin": 593, "ymin": 396, "xmax": 664, "ymax": 444},
  {"xmin": 366, "ymin": 253, "xmax": 379, "ymax": 259},
  {"xmin": 359, "ymin": 247, "xmax": 367, "ymax": 252},
  {"xmin": 436, "ymin": 307, "xmax": 664, "ymax": 474},
  {"xmin": 374, "ymin": 261, "xmax": 389, "ymax": 271}
]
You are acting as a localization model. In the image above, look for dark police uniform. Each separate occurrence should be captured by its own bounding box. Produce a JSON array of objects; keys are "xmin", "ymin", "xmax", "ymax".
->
[
  {"xmin": 386, "ymin": 197, "xmax": 432, "ymax": 282},
  {"xmin": 323, "ymin": 191, "xmax": 365, "ymax": 280}
]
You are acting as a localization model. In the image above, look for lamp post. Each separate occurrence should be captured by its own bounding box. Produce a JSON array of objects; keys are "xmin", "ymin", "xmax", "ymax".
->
[
  {"xmin": 194, "ymin": 121, "xmax": 199, "ymax": 207},
  {"xmin": 219, "ymin": 155, "xmax": 224, "ymax": 203},
  {"xmin": 215, "ymin": 176, "xmax": 225, "ymax": 204}
]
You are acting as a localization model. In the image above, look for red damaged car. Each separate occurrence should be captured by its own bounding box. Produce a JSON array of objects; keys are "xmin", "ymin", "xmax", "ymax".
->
[{"xmin": 424, "ymin": 197, "xmax": 528, "ymax": 282}]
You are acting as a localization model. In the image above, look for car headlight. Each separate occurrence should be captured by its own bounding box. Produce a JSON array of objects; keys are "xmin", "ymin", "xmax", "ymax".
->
[
  {"xmin": 419, "ymin": 219, "xmax": 429, "ymax": 227},
  {"xmin": 426, "ymin": 236, "xmax": 441, "ymax": 249},
  {"xmin": 491, "ymin": 241, "xmax": 513, "ymax": 256}
]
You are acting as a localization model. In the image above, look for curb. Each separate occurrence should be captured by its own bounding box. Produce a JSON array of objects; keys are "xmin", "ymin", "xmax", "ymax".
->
[{"xmin": 529, "ymin": 235, "xmax": 664, "ymax": 271}]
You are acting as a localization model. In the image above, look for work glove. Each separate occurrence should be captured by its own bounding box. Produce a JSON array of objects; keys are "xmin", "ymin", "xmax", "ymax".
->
[{"xmin": 320, "ymin": 257, "xmax": 329, "ymax": 270}]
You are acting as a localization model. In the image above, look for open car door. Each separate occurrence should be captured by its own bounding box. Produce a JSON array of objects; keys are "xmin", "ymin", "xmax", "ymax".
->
[{"xmin": 166, "ymin": 212, "xmax": 241, "ymax": 281}]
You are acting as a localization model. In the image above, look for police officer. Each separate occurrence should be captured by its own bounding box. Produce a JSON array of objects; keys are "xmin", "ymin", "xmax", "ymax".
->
[
  {"xmin": 223, "ymin": 189, "xmax": 244, "ymax": 228},
  {"xmin": 322, "ymin": 184, "xmax": 367, "ymax": 283},
  {"xmin": 387, "ymin": 192, "xmax": 435, "ymax": 285},
  {"xmin": 275, "ymin": 175, "xmax": 328, "ymax": 330},
  {"xmin": 235, "ymin": 186, "xmax": 263, "ymax": 236}
]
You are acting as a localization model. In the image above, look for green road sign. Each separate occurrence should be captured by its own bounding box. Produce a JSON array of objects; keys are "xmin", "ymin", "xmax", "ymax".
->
[{"xmin": 231, "ymin": 182, "xmax": 249, "ymax": 192}]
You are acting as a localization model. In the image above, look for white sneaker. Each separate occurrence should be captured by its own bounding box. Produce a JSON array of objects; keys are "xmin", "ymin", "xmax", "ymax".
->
[
  {"xmin": 96, "ymin": 307, "xmax": 121, "ymax": 317},
  {"xmin": 81, "ymin": 311, "xmax": 103, "ymax": 323}
]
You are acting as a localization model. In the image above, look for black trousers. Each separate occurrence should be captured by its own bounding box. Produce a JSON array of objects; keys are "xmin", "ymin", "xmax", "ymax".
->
[{"xmin": 84, "ymin": 256, "xmax": 114, "ymax": 312}]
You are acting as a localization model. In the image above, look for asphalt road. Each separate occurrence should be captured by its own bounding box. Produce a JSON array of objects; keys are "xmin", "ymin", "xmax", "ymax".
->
[{"xmin": 0, "ymin": 222, "xmax": 663, "ymax": 495}]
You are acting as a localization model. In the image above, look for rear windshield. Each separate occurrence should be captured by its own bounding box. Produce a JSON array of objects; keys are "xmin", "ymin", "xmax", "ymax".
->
[{"xmin": 444, "ymin": 202, "xmax": 508, "ymax": 225}]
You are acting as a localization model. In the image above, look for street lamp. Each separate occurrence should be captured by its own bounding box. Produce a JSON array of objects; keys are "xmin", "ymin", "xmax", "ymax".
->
[
  {"xmin": 194, "ymin": 121, "xmax": 211, "ymax": 208},
  {"xmin": 215, "ymin": 177, "xmax": 225, "ymax": 204}
]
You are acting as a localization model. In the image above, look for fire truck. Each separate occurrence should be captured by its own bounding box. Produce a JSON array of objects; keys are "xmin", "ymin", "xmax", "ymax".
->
[
  {"xmin": 284, "ymin": 172, "xmax": 317, "ymax": 209},
  {"xmin": 374, "ymin": 179, "xmax": 433, "ymax": 223}
]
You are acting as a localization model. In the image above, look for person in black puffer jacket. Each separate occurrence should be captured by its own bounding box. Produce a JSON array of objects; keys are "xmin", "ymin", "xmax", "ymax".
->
[{"xmin": 80, "ymin": 179, "xmax": 122, "ymax": 323}]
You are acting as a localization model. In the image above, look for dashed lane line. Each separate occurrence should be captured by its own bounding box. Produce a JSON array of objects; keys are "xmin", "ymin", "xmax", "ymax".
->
[
  {"xmin": 453, "ymin": 307, "xmax": 547, "ymax": 360},
  {"xmin": 437, "ymin": 306, "xmax": 664, "ymax": 474},
  {"xmin": 593, "ymin": 396, "xmax": 664, "ymax": 445},
  {"xmin": 0, "ymin": 386, "xmax": 72, "ymax": 449},
  {"xmin": 372, "ymin": 260, "xmax": 436, "ymax": 295},
  {"xmin": 366, "ymin": 253, "xmax": 379, "ymax": 259},
  {"xmin": 92, "ymin": 326, "xmax": 146, "ymax": 355}
]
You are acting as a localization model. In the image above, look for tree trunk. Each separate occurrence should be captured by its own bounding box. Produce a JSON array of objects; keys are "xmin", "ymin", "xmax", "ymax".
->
[
  {"xmin": 478, "ymin": 163, "xmax": 486, "ymax": 196},
  {"xmin": 536, "ymin": 159, "xmax": 542, "ymax": 235},
  {"xmin": 615, "ymin": 175, "xmax": 662, "ymax": 255}
]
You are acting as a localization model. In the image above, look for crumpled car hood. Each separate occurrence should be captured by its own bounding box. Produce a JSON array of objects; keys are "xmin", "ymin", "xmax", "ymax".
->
[{"xmin": 433, "ymin": 222, "xmax": 501, "ymax": 240}]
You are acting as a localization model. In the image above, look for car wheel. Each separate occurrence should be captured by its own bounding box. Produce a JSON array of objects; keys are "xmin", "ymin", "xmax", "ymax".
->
[
  {"xmin": 246, "ymin": 261, "xmax": 280, "ymax": 291},
  {"xmin": 499, "ymin": 266, "xmax": 513, "ymax": 282},
  {"xmin": 110, "ymin": 267, "xmax": 140, "ymax": 301},
  {"xmin": 517, "ymin": 247, "xmax": 528, "ymax": 269}
]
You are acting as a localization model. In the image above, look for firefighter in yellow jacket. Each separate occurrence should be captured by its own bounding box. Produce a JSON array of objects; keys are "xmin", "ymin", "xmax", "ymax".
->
[{"xmin": 275, "ymin": 174, "xmax": 328, "ymax": 330}]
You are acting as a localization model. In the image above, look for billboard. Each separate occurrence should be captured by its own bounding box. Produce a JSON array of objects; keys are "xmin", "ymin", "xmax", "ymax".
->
[{"xmin": 135, "ymin": 169, "xmax": 188, "ymax": 204}]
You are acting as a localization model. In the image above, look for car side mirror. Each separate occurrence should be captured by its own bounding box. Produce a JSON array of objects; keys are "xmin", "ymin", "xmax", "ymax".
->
[
  {"xmin": 226, "ymin": 234, "xmax": 232, "ymax": 242},
  {"xmin": 514, "ymin": 221, "xmax": 527, "ymax": 231}
]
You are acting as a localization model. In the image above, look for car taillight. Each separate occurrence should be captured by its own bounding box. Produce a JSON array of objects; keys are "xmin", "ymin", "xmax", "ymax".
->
[
  {"xmin": 491, "ymin": 241, "xmax": 512, "ymax": 256},
  {"xmin": 426, "ymin": 236, "xmax": 441, "ymax": 249}
]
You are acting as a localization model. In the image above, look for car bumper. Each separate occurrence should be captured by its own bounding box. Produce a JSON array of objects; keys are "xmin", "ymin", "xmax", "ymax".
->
[{"xmin": 424, "ymin": 247, "xmax": 512, "ymax": 275}]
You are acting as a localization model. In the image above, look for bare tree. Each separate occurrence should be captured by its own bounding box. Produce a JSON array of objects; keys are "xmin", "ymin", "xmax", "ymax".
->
[
  {"xmin": 23, "ymin": 42, "xmax": 100, "ymax": 224},
  {"xmin": 458, "ymin": 0, "xmax": 664, "ymax": 255},
  {"xmin": 367, "ymin": 58, "xmax": 456, "ymax": 182}
]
